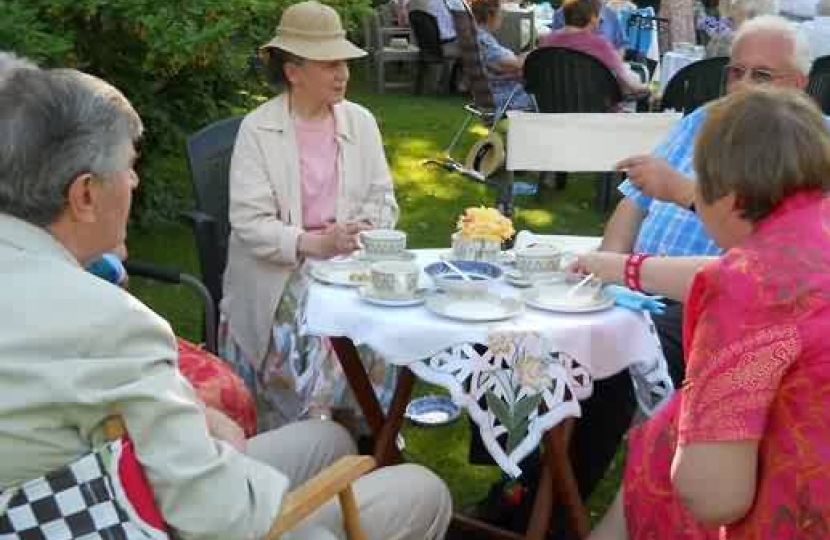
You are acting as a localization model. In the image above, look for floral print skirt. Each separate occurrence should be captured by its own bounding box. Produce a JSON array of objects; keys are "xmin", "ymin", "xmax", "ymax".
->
[{"xmin": 219, "ymin": 267, "xmax": 397, "ymax": 433}]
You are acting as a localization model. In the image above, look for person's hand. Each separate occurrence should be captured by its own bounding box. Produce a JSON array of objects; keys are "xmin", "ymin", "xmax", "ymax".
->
[
  {"xmin": 300, "ymin": 222, "xmax": 371, "ymax": 259},
  {"xmin": 205, "ymin": 406, "xmax": 247, "ymax": 453},
  {"xmin": 323, "ymin": 221, "xmax": 371, "ymax": 256},
  {"xmin": 112, "ymin": 243, "xmax": 128, "ymax": 261},
  {"xmin": 615, "ymin": 155, "xmax": 694, "ymax": 208},
  {"xmin": 321, "ymin": 220, "xmax": 372, "ymax": 235},
  {"xmin": 568, "ymin": 252, "xmax": 628, "ymax": 286}
]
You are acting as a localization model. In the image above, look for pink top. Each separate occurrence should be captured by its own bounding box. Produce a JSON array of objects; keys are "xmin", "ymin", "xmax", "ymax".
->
[
  {"xmin": 539, "ymin": 29, "xmax": 627, "ymax": 82},
  {"xmin": 294, "ymin": 113, "xmax": 339, "ymax": 231},
  {"xmin": 623, "ymin": 191, "xmax": 830, "ymax": 538}
]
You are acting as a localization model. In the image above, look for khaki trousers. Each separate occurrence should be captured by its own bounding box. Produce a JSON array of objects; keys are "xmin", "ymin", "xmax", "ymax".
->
[{"xmin": 247, "ymin": 420, "xmax": 453, "ymax": 540}]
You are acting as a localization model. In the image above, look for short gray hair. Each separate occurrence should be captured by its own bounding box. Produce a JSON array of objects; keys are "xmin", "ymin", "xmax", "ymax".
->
[
  {"xmin": 0, "ymin": 60, "xmax": 143, "ymax": 227},
  {"xmin": 0, "ymin": 51, "xmax": 37, "ymax": 89},
  {"xmin": 731, "ymin": 15, "xmax": 813, "ymax": 74}
]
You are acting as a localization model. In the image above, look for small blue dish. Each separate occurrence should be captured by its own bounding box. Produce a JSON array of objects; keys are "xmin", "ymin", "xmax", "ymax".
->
[
  {"xmin": 405, "ymin": 395, "xmax": 461, "ymax": 427},
  {"xmin": 424, "ymin": 260, "xmax": 503, "ymax": 296}
]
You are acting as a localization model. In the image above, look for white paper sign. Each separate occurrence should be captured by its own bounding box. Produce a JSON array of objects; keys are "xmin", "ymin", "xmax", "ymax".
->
[{"xmin": 506, "ymin": 112, "xmax": 682, "ymax": 172}]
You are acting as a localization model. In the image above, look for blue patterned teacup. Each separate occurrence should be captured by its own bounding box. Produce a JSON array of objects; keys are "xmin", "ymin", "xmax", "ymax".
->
[
  {"xmin": 515, "ymin": 246, "xmax": 561, "ymax": 276},
  {"xmin": 370, "ymin": 261, "xmax": 419, "ymax": 299},
  {"xmin": 360, "ymin": 229, "xmax": 407, "ymax": 256}
]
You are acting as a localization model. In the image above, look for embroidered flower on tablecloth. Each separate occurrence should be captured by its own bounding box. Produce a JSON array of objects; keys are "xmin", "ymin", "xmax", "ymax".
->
[
  {"xmin": 514, "ymin": 356, "xmax": 553, "ymax": 393},
  {"xmin": 487, "ymin": 333, "xmax": 516, "ymax": 359}
]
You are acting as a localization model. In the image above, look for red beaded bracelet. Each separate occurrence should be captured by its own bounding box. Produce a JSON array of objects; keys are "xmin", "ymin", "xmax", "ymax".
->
[{"xmin": 624, "ymin": 253, "xmax": 651, "ymax": 292}]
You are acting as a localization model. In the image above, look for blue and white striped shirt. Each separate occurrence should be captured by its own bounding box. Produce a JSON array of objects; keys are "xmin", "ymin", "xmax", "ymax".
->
[{"xmin": 618, "ymin": 107, "xmax": 722, "ymax": 256}]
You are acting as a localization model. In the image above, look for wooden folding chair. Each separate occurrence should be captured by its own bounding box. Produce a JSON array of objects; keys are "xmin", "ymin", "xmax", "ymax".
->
[{"xmin": 103, "ymin": 417, "xmax": 375, "ymax": 540}]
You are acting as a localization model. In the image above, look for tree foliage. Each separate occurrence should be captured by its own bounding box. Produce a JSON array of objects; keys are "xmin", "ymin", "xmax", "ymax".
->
[{"xmin": 1, "ymin": 0, "xmax": 371, "ymax": 223}]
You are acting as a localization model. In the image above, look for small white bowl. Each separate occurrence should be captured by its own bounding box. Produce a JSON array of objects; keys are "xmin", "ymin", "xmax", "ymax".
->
[
  {"xmin": 405, "ymin": 395, "xmax": 461, "ymax": 426},
  {"xmin": 424, "ymin": 260, "xmax": 503, "ymax": 297}
]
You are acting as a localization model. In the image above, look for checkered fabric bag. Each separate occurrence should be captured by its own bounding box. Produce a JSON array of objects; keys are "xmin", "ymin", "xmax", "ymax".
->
[{"xmin": 0, "ymin": 438, "xmax": 168, "ymax": 540}]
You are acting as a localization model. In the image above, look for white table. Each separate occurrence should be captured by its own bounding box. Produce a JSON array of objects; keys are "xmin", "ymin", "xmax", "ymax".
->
[{"xmin": 302, "ymin": 246, "xmax": 672, "ymax": 477}]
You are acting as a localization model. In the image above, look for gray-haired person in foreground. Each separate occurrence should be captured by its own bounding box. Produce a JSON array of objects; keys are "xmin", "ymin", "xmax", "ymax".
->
[{"xmin": 0, "ymin": 52, "xmax": 451, "ymax": 540}]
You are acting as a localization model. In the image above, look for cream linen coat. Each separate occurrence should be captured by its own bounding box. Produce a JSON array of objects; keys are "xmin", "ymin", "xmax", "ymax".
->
[
  {"xmin": 223, "ymin": 94, "xmax": 399, "ymax": 366},
  {"xmin": 0, "ymin": 214, "xmax": 293, "ymax": 540}
]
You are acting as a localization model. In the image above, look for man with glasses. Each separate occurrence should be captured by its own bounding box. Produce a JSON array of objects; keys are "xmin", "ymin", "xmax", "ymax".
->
[{"xmin": 544, "ymin": 14, "xmax": 816, "ymax": 539}]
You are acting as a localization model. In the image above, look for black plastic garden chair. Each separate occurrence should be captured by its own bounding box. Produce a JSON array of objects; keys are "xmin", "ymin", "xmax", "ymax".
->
[
  {"xmin": 181, "ymin": 115, "xmax": 243, "ymax": 321},
  {"xmin": 659, "ymin": 56, "xmax": 728, "ymax": 115},
  {"xmin": 524, "ymin": 47, "xmax": 624, "ymax": 113},
  {"xmin": 807, "ymin": 54, "xmax": 830, "ymax": 115},
  {"xmin": 125, "ymin": 260, "xmax": 218, "ymax": 354}
]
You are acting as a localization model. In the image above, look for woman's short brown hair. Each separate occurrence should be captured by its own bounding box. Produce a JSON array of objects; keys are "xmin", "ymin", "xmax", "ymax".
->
[
  {"xmin": 694, "ymin": 87, "xmax": 830, "ymax": 223},
  {"xmin": 562, "ymin": 0, "xmax": 601, "ymax": 28},
  {"xmin": 470, "ymin": 0, "xmax": 502, "ymax": 25}
]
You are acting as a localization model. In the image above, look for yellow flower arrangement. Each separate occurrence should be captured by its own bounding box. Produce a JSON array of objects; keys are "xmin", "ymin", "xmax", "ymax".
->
[{"xmin": 457, "ymin": 207, "xmax": 515, "ymax": 243}]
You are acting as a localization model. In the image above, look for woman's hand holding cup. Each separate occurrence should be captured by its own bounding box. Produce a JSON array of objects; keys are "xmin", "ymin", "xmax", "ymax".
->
[
  {"xmin": 332, "ymin": 221, "xmax": 372, "ymax": 254},
  {"xmin": 301, "ymin": 221, "xmax": 372, "ymax": 259}
]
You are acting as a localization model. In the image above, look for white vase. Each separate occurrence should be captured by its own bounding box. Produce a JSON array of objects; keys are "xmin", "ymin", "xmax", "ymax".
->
[{"xmin": 451, "ymin": 232, "xmax": 501, "ymax": 263}]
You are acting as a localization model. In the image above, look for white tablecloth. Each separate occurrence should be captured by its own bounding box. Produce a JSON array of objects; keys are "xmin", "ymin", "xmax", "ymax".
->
[{"xmin": 302, "ymin": 246, "xmax": 672, "ymax": 476}]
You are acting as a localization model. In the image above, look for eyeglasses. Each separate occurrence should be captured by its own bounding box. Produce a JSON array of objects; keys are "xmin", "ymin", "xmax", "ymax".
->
[{"xmin": 724, "ymin": 64, "xmax": 795, "ymax": 84}]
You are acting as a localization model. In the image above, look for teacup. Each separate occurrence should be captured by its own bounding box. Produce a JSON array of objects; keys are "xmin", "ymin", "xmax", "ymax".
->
[
  {"xmin": 515, "ymin": 246, "xmax": 561, "ymax": 276},
  {"xmin": 360, "ymin": 229, "xmax": 407, "ymax": 257},
  {"xmin": 370, "ymin": 261, "xmax": 419, "ymax": 299}
]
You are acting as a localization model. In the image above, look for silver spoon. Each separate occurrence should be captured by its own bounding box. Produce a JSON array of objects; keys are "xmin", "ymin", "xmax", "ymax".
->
[
  {"xmin": 443, "ymin": 260, "xmax": 472, "ymax": 281},
  {"xmin": 566, "ymin": 273, "xmax": 595, "ymax": 298}
]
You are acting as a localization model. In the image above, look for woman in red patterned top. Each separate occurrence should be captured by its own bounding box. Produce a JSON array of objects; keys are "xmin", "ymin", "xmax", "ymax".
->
[{"xmin": 590, "ymin": 88, "xmax": 830, "ymax": 538}]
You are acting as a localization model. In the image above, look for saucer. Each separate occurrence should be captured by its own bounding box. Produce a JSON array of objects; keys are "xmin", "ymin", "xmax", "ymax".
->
[
  {"xmin": 354, "ymin": 250, "xmax": 417, "ymax": 262},
  {"xmin": 425, "ymin": 291, "xmax": 523, "ymax": 322},
  {"xmin": 358, "ymin": 286, "xmax": 428, "ymax": 307},
  {"xmin": 523, "ymin": 285, "xmax": 614, "ymax": 313},
  {"xmin": 405, "ymin": 395, "xmax": 461, "ymax": 427},
  {"xmin": 504, "ymin": 269, "xmax": 567, "ymax": 288},
  {"xmin": 438, "ymin": 250, "xmax": 514, "ymax": 266},
  {"xmin": 309, "ymin": 261, "xmax": 370, "ymax": 287}
]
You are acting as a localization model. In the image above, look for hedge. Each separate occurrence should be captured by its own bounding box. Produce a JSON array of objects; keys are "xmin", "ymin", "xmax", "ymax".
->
[{"xmin": 1, "ymin": 0, "xmax": 371, "ymax": 223}]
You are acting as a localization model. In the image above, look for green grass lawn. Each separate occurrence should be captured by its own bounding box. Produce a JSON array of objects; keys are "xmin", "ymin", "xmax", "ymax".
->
[{"xmin": 126, "ymin": 68, "xmax": 620, "ymax": 523}]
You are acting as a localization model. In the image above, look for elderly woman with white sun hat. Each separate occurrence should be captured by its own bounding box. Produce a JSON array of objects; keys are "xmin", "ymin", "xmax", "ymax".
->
[{"xmin": 221, "ymin": 1, "xmax": 401, "ymax": 432}]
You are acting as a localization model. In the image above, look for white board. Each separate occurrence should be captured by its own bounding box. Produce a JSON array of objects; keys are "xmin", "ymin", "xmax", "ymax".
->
[{"xmin": 506, "ymin": 112, "xmax": 682, "ymax": 172}]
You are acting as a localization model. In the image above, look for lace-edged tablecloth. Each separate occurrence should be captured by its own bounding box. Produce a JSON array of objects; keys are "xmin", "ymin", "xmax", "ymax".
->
[{"xmin": 302, "ymin": 248, "xmax": 673, "ymax": 476}]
